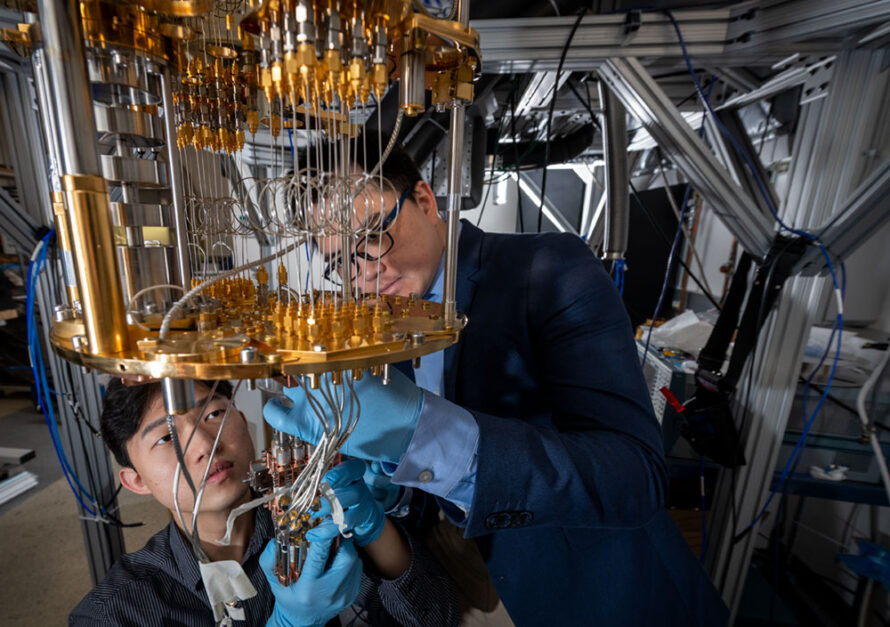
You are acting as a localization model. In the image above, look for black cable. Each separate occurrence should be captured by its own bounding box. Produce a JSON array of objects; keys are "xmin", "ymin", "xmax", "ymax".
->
[
  {"xmin": 725, "ymin": 237, "xmax": 795, "ymax": 562},
  {"xmin": 567, "ymin": 78, "xmax": 599, "ymax": 128},
  {"xmin": 476, "ymin": 80, "xmax": 517, "ymax": 227},
  {"xmin": 475, "ymin": 153, "xmax": 496, "ymax": 227},
  {"xmin": 728, "ymin": 243, "xmax": 843, "ymax": 555},
  {"xmin": 582, "ymin": 74, "xmax": 722, "ymax": 311},
  {"xmin": 806, "ymin": 383, "xmax": 860, "ymax": 418},
  {"xmin": 40, "ymin": 239, "xmax": 143, "ymax": 527},
  {"xmin": 43, "ymin": 239, "xmax": 108, "ymax": 517},
  {"xmin": 629, "ymin": 182, "xmax": 722, "ymax": 310},
  {"xmin": 538, "ymin": 8, "xmax": 588, "ymax": 232},
  {"xmin": 508, "ymin": 77, "xmax": 525, "ymax": 233}
]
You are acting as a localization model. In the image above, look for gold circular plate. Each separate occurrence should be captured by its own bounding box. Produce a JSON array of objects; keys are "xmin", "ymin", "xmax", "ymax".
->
[{"xmin": 50, "ymin": 326, "xmax": 462, "ymax": 379}]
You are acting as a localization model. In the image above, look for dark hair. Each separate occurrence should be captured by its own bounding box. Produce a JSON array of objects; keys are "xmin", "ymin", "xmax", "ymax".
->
[
  {"xmin": 100, "ymin": 378, "xmax": 234, "ymax": 468},
  {"xmin": 295, "ymin": 135, "xmax": 424, "ymax": 198},
  {"xmin": 353, "ymin": 136, "xmax": 424, "ymax": 198}
]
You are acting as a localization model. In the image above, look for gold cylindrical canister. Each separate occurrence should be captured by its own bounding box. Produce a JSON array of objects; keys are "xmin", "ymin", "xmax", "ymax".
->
[{"xmin": 61, "ymin": 174, "xmax": 131, "ymax": 355}]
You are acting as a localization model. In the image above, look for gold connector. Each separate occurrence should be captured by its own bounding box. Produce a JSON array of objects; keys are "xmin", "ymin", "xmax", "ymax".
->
[{"xmin": 247, "ymin": 109, "xmax": 259, "ymax": 135}]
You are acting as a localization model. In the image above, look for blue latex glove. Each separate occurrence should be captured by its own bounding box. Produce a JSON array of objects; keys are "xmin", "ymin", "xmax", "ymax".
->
[
  {"xmin": 314, "ymin": 459, "xmax": 385, "ymax": 547},
  {"xmin": 261, "ymin": 521, "xmax": 362, "ymax": 627},
  {"xmin": 363, "ymin": 461, "xmax": 402, "ymax": 511},
  {"xmin": 264, "ymin": 368, "xmax": 423, "ymax": 465}
]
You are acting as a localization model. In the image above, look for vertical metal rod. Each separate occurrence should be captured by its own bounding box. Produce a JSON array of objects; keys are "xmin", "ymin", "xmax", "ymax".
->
[
  {"xmin": 442, "ymin": 0, "xmax": 470, "ymax": 329},
  {"xmin": 36, "ymin": 0, "xmax": 100, "ymax": 176},
  {"xmin": 339, "ymin": 135, "xmax": 353, "ymax": 298},
  {"xmin": 598, "ymin": 81, "xmax": 629, "ymax": 260},
  {"xmin": 443, "ymin": 102, "xmax": 465, "ymax": 329},
  {"xmin": 29, "ymin": 47, "xmax": 63, "ymax": 192},
  {"xmin": 160, "ymin": 68, "xmax": 191, "ymax": 289},
  {"xmin": 36, "ymin": 0, "xmax": 131, "ymax": 355},
  {"xmin": 31, "ymin": 46, "xmax": 80, "ymax": 308}
]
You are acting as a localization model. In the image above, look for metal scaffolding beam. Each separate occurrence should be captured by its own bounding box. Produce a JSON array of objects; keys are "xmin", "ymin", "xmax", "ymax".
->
[
  {"xmin": 703, "ymin": 49, "xmax": 890, "ymax": 619},
  {"xmin": 797, "ymin": 156, "xmax": 890, "ymax": 274},
  {"xmin": 472, "ymin": 9, "xmax": 731, "ymax": 73},
  {"xmin": 598, "ymin": 57, "xmax": 775, "ymax": 260},
  {"xmin": 513, "ymin": 171, "xmax": 578, "ymax": 235},
  {"xmin": 472, "ymin": 1, "xmax": 890, "ymax": 74},
  {"xmin": 725, "ymin": 0, "xmax": 890, "ymax": 54}
]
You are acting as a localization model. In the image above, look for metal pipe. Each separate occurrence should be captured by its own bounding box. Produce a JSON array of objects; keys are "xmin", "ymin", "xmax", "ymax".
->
[
  {"xmin": 32, "ymin": 46, "xmax": 80, "ymax": 308},
  {"xmin": 339, "ymin": 136, "xmax": 353, "ymax": 298},
  {"xmin": 36, "ymin": 0, "xmax": 101, "ymax": 176},
  {"xmin": 35, "ymin": 0, "xmax": 131, "ymax": 355},
  {"xmin": 442, "ymin": 0, "xmax": 470, "ymax": 329},
  {"xmin": 443, "ymin": 102, "xmax": 465, "ymax": 330},
  {"xmin": 29, "ymin": 47, "xmax": 63, "ymax": 189},
  {"xmin": 160, "ymin": 68, "xmax": 191, "ymax": 289},
  {"xmin": 162, "ymin": 377, "xmax": 196, "ymax": 415},
  {"xmin": 399, "ymin": 33, "xmax": 426, "ymax": 116},
  {"xmin": 597, "ymin": 81, "xmax": 629, "ymax": 260}
]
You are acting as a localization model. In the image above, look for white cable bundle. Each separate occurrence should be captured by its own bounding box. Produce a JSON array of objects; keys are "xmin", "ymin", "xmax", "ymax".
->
[{"xmin": 856, "ymin": 348, "xmax": 890, "ymax": 506}]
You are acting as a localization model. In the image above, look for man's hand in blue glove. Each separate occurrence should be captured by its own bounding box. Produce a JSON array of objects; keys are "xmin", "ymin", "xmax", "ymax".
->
[
  {"xmin": 363, "ymin": 461, "xmax": 402, "ymax": 511},
  {"xmin": 314, "ymin": 459, "xmax": 385, "ymax": 547},
  {"xmin": 261, "ymin": 521, "xmax": 362, "ymax": 627},
  {"xmin": 264, "ymin": 367, "xmax": 423, "ymax": 465}
]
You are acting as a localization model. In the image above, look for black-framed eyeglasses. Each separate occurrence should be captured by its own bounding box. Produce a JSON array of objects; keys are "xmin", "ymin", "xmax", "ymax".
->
[{"xmin": 323, "ymin": 187, "xmax": 412, "ymax": 285}]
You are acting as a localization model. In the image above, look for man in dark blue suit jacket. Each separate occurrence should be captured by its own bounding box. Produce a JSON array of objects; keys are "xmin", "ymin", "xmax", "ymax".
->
[{"xmin": 265, "ymin": 146, "xmax": 728, "ymax": 626}]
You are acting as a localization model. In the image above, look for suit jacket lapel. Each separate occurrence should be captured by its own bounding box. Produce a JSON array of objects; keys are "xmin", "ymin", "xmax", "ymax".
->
[{"xmin": 444, "ymin": 220, "xmax": 483, "ymax": 401}]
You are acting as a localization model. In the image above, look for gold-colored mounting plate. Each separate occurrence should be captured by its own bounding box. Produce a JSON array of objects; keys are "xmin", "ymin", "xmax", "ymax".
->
[{"xmin": 50, "ymin": 300, "xmax": 466, "ymax": 380}]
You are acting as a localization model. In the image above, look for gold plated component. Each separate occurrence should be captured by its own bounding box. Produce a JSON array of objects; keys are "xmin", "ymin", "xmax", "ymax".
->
[
  {"xmin": 46, "ymin": 0, "xmax": 478, "ymax": 374},
  {"xmin": 50, "ymin": 292, "xmax": 463, "ymax": 378},
  {"xmin": 61, "ymin": 174, "xmax": 131, "ymax": 355}
]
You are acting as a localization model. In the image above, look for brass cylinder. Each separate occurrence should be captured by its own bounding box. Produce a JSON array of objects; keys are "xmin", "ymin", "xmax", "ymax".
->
[
  {"xmin": 51, "ymin": 191, "xmax": 80, "ymax": 308},
  {"xmin": 61, "ymin": 174, "xmax": 131, "ymax": 355}
]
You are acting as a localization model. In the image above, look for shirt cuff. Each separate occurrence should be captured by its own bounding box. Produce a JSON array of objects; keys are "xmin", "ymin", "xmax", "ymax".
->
[
  {"xmin": 384, "ymin": 487, "xmax": 413, "ymax": 519},
  {"xmin": 389, "ymin": 390, "xmax": 479, "ymax": 510}
]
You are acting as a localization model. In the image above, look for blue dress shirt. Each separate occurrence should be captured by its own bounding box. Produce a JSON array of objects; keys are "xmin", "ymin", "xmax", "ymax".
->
[{"xmin": 388, "ymin": 238, "xmax": 479, "ymax": 512}]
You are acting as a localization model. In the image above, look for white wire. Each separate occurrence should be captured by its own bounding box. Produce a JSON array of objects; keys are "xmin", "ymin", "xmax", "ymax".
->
[{"xmin": 856, "ymin": 348, "xmax": 890, "ymax": 506}]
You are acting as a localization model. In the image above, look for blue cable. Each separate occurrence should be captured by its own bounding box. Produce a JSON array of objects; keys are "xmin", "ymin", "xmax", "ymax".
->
[
  {"xmin": 26, "ymin": 231, "xmax": 99, "ymax": 516},
  {"xmin": 744, "ymin": 311, "xmax": 842, "ymax": 530},
  {"xmin": 33, "ymin": 240, "xmax": 100, "ymax": 510},
  {"xmin": 28, "ymin": 236, "xmax": 84, "ymax": 489},
  {"xmin": 663, "ymin": 10, "xmax": 846, "ymax": 532},
  {"xmin": 612, "ymin": 259, "xmax": 626, "ymax": 295}
]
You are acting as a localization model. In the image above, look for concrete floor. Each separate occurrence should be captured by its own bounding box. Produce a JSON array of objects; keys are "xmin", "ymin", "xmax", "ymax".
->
[
  {"xmin": 0, "ymin": 395, "xmax": 62, "ymax": 516},
  {"xmin": 0, "ymin": 395, "xmax": 168, "ymax": 626}
]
